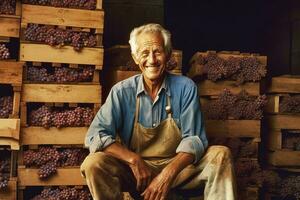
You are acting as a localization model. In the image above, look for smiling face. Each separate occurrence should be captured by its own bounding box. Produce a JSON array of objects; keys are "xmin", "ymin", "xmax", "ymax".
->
[{"xmin": 132, "ymin": 31, "xmax": 170, "ymax": 83}]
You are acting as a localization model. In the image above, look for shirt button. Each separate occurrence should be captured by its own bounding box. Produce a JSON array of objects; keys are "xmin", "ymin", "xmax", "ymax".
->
[{"xmin": 153, "ymin": 123, "xmax": 156, "ymax": 127}]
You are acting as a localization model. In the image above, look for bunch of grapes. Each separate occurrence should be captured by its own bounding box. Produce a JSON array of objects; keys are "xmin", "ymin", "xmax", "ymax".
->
[
  {"xmin": 192, "ymin": 52, "xmax": 267, "ymax": 84},
  {"xmin": 0, "ymin": 44, "xmax": 10, "ymax": 60},
  {"xmin": 0, "ymin": 96, "xmax": 13, "ymax": 118},
  {"xmin": 27, "ymin": 65, "xmax": 94, "ymax": 82},
  {"xmin": 31, "ymin": 187, "xmax": 92, "ymax": 200},
  {"xmin": 203, "ymin": 89, "xmax": 267, "ymax": 120},
  {"xmin": 0, "ymin": 150, "xmax": 11, "ymax": 190},
  {"xmin": 29, "ymin": 105, "xmax": 94, "ymax": 128},
  {"xmin": 280, "ymin": 95, "xmax": 300, "ymax": 113},
  {"xmin": 279, "ymin": 175, "xmax": 300, "ymax": 200},
  {"xmin": 24, "ymin": 147, "xmax": 88, "ymax": 179},
  {"xmin": 23, "ymin": 0, "xmax": 96, "ymax": 10},
  {"xmin": 0, "ymin": 0, "xmax": 16, "ymax": 15},
  {"xmin": 24, "ymin": 24, "xmax": 97, "ymax": 51}
]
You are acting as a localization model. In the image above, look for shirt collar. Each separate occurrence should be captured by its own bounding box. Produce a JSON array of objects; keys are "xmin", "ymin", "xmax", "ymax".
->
[{"xmin": 136, "ymin": 72, "xmax": 171, "ymax": 97}]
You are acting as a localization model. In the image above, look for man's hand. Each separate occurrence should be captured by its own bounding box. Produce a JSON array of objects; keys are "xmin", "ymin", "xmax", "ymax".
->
[
  {"xmin": 129, "ymin": 155, "xmax": 153, "ymax": 192},
  {"xmin": 141, "ymin": 167, "xmax": 175, "ymax": 200}
]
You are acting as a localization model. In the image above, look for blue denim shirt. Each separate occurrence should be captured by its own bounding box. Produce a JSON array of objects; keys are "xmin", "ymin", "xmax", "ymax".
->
[{"xmin": 85, "ymin": 73, "xmax": 208, "ymax": 163}]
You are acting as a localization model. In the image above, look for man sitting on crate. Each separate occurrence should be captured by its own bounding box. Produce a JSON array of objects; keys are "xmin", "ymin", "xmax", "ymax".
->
[{"xmin": 81, "ymin": 23, "xmax": 237, "ymax": 200}]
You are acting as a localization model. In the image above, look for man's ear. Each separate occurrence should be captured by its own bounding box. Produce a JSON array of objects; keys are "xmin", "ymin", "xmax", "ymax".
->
[{"xmin": 131, "ymin": 53, "xmax": 139, "ymax": 65}]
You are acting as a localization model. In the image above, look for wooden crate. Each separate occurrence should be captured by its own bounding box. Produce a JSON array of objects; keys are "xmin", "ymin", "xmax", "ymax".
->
[
  {"xmin": 0, "ymin": 178, "xmax": 17, "ymax": 200},
  {"xmin": 268, "ymin": 150, "xmax": 300, "ymax": 167},
  {"xmin": 20, "ymin": 102, "xmax": 100, "ymax": 145},
  {"xmin": 267, "ymin": 75, "xmax": 300, "ymax": 94},
  {"xmin": 188, "ymin": 51, "xmax": 267, "ymax": 80},
  {"xmin": 0, "ymin": 61, "xmax": 24, "ymax": 86},
  {"xmin": 18, "ymin": 167, "xmax": 86, "ymax": 186},
  {"xmin": 205, "ymin": 120, "xmax": 261, "ymax": 138},
  {"xmin": 0, "ymin": 15, "xmax": 20, "ymax": 38},
  {"xmin": 267, "ymin": 114, "xmax": 300, "ymax": 130},
  {"xmin": 21, "ymin": 83, "xmax": 101, "ymax": 104},
  {"xmin": 0, "ymin": 0, "xmax": 21, "ymax": 38},
  {"xmin": 20, "ymin": 43, "xmax": 104, "ymax": 67},
  {"xmin": 198, "ymin": 80, "xmax": 261, "ymax": 96},
  {"xmin": 23, "ymin": 62, "xmax": 101, "ymax": 83},
  {"xmin": 21, "ymin": 4, "xmax": 104, "ymax": 31}
]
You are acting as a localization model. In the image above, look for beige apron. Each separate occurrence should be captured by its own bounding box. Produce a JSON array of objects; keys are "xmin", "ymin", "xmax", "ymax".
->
[{"xmin": 130, "ymin": 95, "xmax": 185, "ymax": 176}]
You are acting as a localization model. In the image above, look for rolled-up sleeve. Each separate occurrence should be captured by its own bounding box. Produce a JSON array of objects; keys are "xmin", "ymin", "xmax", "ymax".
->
[
  {"xmin": 84, "ymin": 87, "xmax": 122, "ymax": 153},
  {"xmin": 176, "ymin": 83, "xmax": 208, "ymax": 163}
]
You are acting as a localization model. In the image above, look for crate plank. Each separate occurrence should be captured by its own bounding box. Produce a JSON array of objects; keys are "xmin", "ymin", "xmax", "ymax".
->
[
  {"xmin": 205, "ymin": 120, "xmax": 261, "ymax": 138},
  {"xmin": 267, "ymin": 114, "xmax": 300, "ymax": 130},
  {"xmin": 268, "ymin": 150, "xmax": 300, "ymax": 166},
  {"xmin": 0, "ymin": 179, "xmax": 17, "ymax": 200},
  {"xmin": 21, "ymin": 84, "xmax": 101, "ymax": 103},
  {"xmin": 0, "ymin": 119, "xmax": 20, "ymax": 140},
  {"xmin": 0, "ymin": 15, "xmax": 20, "ymax": 38},
  {"xmin": 21, "ymin": 127, "xmax": 87, "ymax": 145},
  {"xmin": 0, "ymin": 139, "xmax": 19, "ymax": 150},
  {"xmin": 22, "ymin": 4, "xmax": 104, "ymax": 31},
  {"xmin": 198, "ymin": 80, "xmax": 260, "ymax": 96},
  {"xmin": 268, "ymin": 75, "xmax": 300, "ymax": 93},
  {"xmin": 20, "ymin": 43, "xmax": 103, "ymax": 66},
  {"xmin": 18, "ymin": 167, "xmax": 86, "ymax": 186},
  {"xmin": 0, "ymin": 61, "xmax": 23, "ymax": 85}
]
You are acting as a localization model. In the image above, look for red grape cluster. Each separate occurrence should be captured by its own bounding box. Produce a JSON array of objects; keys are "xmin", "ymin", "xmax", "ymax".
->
[
  {"xmin": 0, "ymin": 0, "xmax": 16, "ymax": 15},
  {"xmin": 23, "ymin": 0, "xmax": 96, "ymax": 10},
  {"xmin": 24, "ymin": 147, "xmax": 88, "ymax": 179},
  {"xmin": 29, "ymin": 105, "xmax": 94, "ymax": 128},
  {"xmin": 27, "ymin": 66, "xmax": 94, "ymax": 82},
  {"xmin": 193, "ymin": 52, "xmax": 267, "ymax": 83},
  {"xmin": 0, "ymin": 96, "xmax": 13, "ymax": 118},
  {"xmin": 0, "ymin": 44, "xmax": 10, "ymax": 60},
  {"xmin": 24, "ymin": 24, "xmax": 98, "ymax": 51},
  {"xmin": 31, "ymin": 187, "xmax": 92, "ymax": 200},
  {"xmin": 203, "ymin": 89, "xmax": 267, "ymax": 120},
  {"xmin": 280, "ymin": 95, "xmax": 300, "ymax": 113},
  {"xmin": 0, "ymin": 150, "xmax": 11, "ymax": 190}
]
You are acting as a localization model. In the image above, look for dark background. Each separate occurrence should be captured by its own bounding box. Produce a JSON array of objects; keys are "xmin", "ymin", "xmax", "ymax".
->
[{"xmin": 103, "ymin": 0, "xmax": 300, "ymax": 76}]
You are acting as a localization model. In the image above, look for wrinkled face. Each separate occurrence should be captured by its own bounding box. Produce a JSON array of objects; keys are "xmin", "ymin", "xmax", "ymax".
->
[{"xmin": 132, "ymin": 32, "xmax": 169, "ymax": 82}]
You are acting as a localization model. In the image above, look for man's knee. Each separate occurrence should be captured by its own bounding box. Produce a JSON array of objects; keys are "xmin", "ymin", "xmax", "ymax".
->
[
  {"xmin": 208, "ymin": 145, "xmax": 233, "ymax": 165},
  {"xmin": 80, "ymin": 152, "xmax": 108, "ymax": 176}
]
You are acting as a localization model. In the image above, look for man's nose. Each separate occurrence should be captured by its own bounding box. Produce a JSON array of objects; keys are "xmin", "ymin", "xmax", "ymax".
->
[{"xmin": 148, "ymin": 52, "xmax": 157, "ymax": 64}]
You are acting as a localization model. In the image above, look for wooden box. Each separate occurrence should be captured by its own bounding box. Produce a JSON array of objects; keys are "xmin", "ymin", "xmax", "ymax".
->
[
  {"xmin": 0, "ymin": 178, "xmax": 17, "ymax": 200},
  {"xmin": 0, "ymin": 1, "xmax": 21, "ymax": 38}
]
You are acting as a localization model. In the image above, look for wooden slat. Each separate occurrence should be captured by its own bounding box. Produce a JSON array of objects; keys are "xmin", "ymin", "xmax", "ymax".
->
[
  {"xmin": 267, "ymin": 114, "xmax": 300, "ymax": 130},
  {"xmin": 0, "ymin": 139, "xmax": 19, "ymax": 150},
  {"xmin": 265, "ymin": 95, "xmax": 280, "ymax": 113},
  {"xmin": 20, "ymin": 43, "xmax": 103, "ymax": 66},
  {"xmin": 205, "ymin": 120, "xmax": 261, "ymax": 138},
  {"xmin": 11, "ymin": 91, "xmax": 21, "ymax": 118},
  {"xmin": 268, "ymin": 75, "xmax": 300, "ymax": 93},
  {"xmin": 21, "ymin": 127, "xmax": 87, "ymax": 145},
  {"xmin": 18, "ymin": 167, "xmax": 86, "ymax": 186},
  {"xmin": 0, "ymin": 179, "xmax": 17, "ymax": 200},
  {"xmin": 21, "ymin": 84, "xmax": 101, "ymax": 103},
  {"xmin": 0, "ymin": 119, "xmax": 20, "ymax": 140},
  {"xmin": 0, "ymin": 15, "xmax": 20, "ymax": 38},
  {"xmin": 0, "ymin": 61, "xmax": 23, "ymax": 85},
  {"xmin": 96, "ymin": 0, "xmax": 103, "ymax": 9},
  {"xmin": 198, "ymin": 80, "xmax": 260, "ymax": 96},
  {"xmin": 268, "ymin": 150, "xmax": 300, "ymax": 166},
  {"xmin": 267, "ymin": 131, "xmax": 282, "ymax": 150},
  {"xmin": 22, "ymin": 4, "xmax": 104, "ymax": 30}
]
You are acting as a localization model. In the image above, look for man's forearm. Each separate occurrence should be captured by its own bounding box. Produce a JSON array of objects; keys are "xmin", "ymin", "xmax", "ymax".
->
[
  {"xmin": 162, "ymin": 152, "xmax": 194, "ymax": 179},
  {"xmin": 103, "ymin": 142, "xmax": 140, "ymax": 165}
]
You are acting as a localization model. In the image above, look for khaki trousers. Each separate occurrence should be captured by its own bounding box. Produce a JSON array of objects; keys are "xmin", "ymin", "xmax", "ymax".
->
[{"xmin": 80, "ymin": 145, "xmax": 237, "ymax": 200}]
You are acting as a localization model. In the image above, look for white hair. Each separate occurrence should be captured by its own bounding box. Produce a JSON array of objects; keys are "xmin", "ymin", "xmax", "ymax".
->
[{"xmin": 129, "ymin": 23, "xmax": 172, "ymax": 57}]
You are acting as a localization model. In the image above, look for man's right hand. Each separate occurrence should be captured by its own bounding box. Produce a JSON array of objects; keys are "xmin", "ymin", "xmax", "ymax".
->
[{"xmin": 129, "ymin": 155, "xmax": 153, "ymax": 192}]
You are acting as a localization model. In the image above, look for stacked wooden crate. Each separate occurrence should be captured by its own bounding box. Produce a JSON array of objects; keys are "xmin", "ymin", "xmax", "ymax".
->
[
  {"xmin": 103, "ymin": 45, "xmax": 182, "ymax": 99},
  {"xmin": 188, "ymin": 50, "xmax": 267, "ymax": 200},
  {"xmin": 18, "ymin": 0, "xmax": 103, "ymax": 198}
]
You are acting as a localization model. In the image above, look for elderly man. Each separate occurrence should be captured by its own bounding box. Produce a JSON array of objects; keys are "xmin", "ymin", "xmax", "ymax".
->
[{"xmin": 81, "ymin": 23, "xmax": 236, "ymax": 200}]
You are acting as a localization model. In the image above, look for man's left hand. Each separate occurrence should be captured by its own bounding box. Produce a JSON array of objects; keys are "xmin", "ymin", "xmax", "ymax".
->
[{"xmin": 141, "ymin": 168, "xmax": 175, "ymax": 200}]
